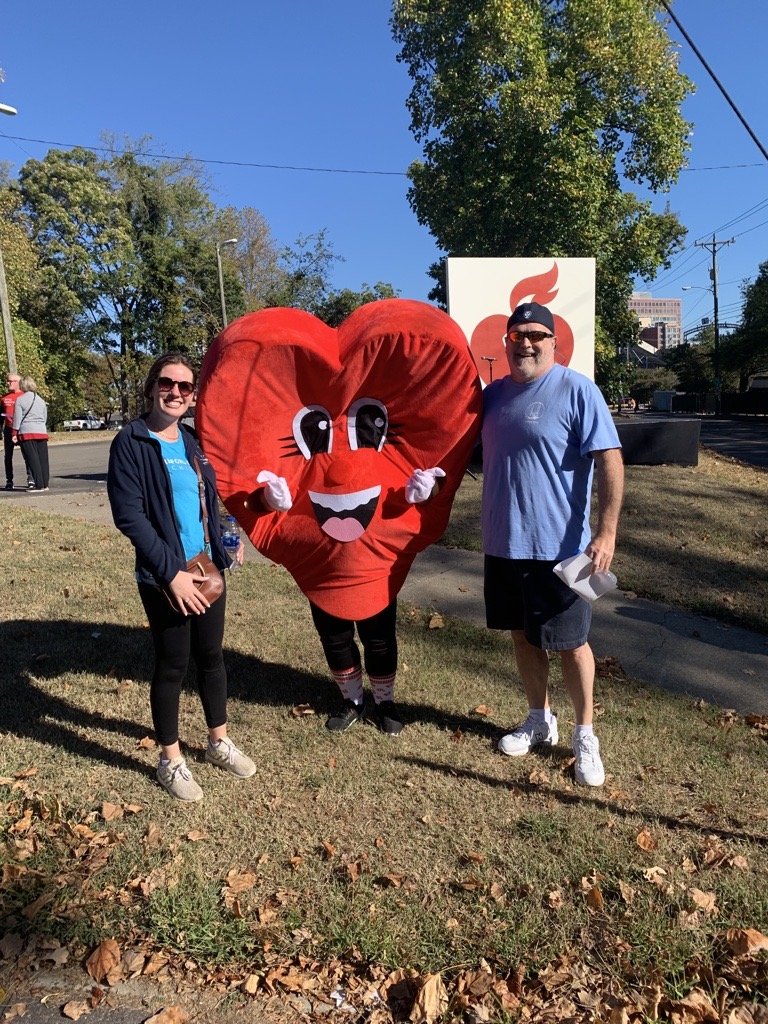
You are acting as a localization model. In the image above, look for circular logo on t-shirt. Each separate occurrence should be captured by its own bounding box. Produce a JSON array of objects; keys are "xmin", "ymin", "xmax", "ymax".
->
[{"xmin": 525, "ymin": 402, "xmax": 545, "ymax": 421}]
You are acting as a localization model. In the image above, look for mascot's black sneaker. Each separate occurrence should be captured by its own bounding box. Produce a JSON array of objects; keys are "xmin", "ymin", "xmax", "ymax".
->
[
  {"xmin": 371, "ymin": 700, "xmax": 404, "ymax": 737},
  {"xmin": 325, "ymin": 699, "xmax": 364, "ymax": 733}
]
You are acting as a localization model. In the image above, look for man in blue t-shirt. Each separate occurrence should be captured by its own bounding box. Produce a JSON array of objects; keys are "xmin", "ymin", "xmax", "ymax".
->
[{"xmin": 482, "ymin": 301, "xmax": 623, "ymax": 786}]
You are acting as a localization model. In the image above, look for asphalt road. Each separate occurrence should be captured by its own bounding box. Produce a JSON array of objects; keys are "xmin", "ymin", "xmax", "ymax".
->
[
  {"xmin": 1, "ymin": 435, "xmax": 111, "ymax": 498},
  {"xmin": 698, "ymin": 416, "xmax": 768, "ymax": 468}
]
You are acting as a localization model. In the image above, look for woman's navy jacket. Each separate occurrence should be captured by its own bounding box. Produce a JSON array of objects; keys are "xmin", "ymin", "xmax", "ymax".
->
[{"xmin": 107, "ymin": 417, "xmax": 228, "ymax": 587}]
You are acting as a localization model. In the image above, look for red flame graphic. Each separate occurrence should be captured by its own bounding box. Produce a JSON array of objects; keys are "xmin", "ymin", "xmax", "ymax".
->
[
  {"xmin": 509, "ymin": 263, "xmax": 559, "ymax": 309},
  {"xmin": 470, "ymin": 262, "xmax": 574, "ymax": 385}
]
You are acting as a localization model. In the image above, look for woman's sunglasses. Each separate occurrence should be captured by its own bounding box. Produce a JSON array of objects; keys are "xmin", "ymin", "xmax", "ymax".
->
[{"xmin": 157, "ymin": 376, "xmax": 195, "ymax": 398}]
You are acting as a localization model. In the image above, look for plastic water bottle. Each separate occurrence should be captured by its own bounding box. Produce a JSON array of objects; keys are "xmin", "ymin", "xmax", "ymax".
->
[{"xmin": 221, "ymin": 515, "xmax": 241, "ymax": 571}]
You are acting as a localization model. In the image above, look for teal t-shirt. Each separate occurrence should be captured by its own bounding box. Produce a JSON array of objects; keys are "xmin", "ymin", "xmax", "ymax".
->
[{"xmin": 150, "ymin": 432, "xmax": 206, "ymax": 560}]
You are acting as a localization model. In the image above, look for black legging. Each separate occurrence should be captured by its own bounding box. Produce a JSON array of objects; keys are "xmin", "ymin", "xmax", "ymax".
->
[
  {"xmin": 4, "ymin": 426, "xmax": 30, "ymax": 485},
  {"xmin": 20, "ymin": 438, "xmax": 49, "ymax": 489},
  {"xmin": 139, "ymin": 582, "xmax": 228, "ymax": 747},
  {"xmin": 309, "ymin": 599, "xmax": 397, "ymax": 677}
]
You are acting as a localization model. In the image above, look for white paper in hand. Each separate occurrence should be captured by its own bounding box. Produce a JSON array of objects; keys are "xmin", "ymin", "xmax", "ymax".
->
[{"xmin": 553, "ymin": 553, "xmax": 617, "ymax": 603}]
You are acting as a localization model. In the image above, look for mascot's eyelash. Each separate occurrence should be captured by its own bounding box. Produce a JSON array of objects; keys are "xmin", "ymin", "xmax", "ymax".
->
[{"xmin": 279, "ymin": 436, "xmax": 305, "ymax": 457}]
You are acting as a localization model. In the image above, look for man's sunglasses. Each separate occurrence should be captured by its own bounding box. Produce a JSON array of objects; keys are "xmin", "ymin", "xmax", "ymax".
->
[
  {"xmin": 506, "ymin": 330, "xmax": 554, "ymax": 343},
  {"xmin": 157, "ymin": 376, "xmax": 195, "ymax": 398}
]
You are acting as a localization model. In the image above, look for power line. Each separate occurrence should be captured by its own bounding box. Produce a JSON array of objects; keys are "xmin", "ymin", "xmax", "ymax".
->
[
  {"xmin": 659, "ymin": 0, "xmax": 768, "ymax": 163},
  {"xmin": 0, "ymin": 132, "xmax": 408, "ymax": 177}
]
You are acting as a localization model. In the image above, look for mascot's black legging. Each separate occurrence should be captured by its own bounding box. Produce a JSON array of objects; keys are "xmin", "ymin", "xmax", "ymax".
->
[{"xmin": 309, "ymin": 599, "xmax": 397, "ymax": 676}]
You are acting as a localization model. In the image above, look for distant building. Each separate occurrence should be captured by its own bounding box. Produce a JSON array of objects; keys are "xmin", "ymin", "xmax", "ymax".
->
[{"xmin": 629, "ymin": 292, "xmax": 682, "ymax": 348}]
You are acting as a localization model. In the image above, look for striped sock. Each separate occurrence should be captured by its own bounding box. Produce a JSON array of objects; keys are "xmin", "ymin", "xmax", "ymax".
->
[
  {"xmin": 332, "ymin": 666, "xmax": 364, "ymax": 705},
  {"xmin": 370, "ymin": 673, "xmax": 396, "ymax": 705}
]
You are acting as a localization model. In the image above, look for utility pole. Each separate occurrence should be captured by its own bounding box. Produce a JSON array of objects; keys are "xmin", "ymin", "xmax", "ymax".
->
[
  {"xmin": 0, "ymin": 248, "xmax": 15, "ymax": 374},
  {"xmin": 694, "ymin": 235, "xmax": 734, "ymax": 413},
  {"xmin": 0, "ymin": 99, "xmax": 17, "ymax": 374}
]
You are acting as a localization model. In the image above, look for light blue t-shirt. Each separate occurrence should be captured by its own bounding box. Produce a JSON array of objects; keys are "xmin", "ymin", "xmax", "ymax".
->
[
  {"xmin": 481, "ymin": 364, "xmax": 621, "ymax": 561},
  {"xmin": 150, "ymin": 432, "xmax": 206, "ymax": 561}
]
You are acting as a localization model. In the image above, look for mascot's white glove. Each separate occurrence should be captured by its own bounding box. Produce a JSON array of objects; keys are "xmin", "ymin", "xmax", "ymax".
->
[
  {"xmin": 405, "ymin": 467, "xmax": 446, "ymax": 504},
  {"xmin": 257, "ymin": 470, "xmax": 293, "ymax": 512}
]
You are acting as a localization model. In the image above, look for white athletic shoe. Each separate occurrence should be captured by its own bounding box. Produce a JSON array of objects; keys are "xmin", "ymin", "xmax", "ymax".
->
[
  {"xmin": 573, "ymin": 732, "xmax": 605, "ymax": 787},
  {"xmin": 498, "ymin": 713, "xmax": 558, "ymax": 757}
]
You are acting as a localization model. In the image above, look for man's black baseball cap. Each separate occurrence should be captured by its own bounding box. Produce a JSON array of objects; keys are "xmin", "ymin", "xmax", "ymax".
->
[{"xmin": 507, "ymin": 302, "xmax": 555, "ymax": 334}]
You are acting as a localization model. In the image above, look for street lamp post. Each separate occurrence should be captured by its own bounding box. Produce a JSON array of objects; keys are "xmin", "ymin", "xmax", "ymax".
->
[
  {"xmin": 481, "ymin": 355, "xmax": 497, "ymax": 383},
  {"xmin": 0, "ymin": 102, "xmax": 17, "ymax": 374},
  {"xmin": 215, "ymin": 238, "xmax": 238, "ymax": 328}
]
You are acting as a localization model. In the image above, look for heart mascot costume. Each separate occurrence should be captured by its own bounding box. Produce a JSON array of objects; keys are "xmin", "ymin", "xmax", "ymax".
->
[{"xmin": 196, "ymin": 299, "xmax": 482, "ymax": 734}]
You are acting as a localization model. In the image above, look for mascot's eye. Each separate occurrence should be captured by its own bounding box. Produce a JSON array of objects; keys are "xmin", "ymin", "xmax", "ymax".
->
[
  {"xmin": 348, "ymin": 398, "xmax": 388, "ymax": 452},
  {"xmin": 292, "ymin": 405, "xmax": 333, "ymax": 459}
]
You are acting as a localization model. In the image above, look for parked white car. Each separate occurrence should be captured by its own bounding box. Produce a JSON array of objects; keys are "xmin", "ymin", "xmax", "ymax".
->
[{"xmin": 62, "ymin": 414, "xmax": 105, "ymax": 430}]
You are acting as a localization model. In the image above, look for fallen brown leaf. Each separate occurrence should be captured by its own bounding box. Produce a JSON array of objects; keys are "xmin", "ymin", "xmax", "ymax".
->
[
  {"xmin": 409, "ymin": 972, "xmax": 448, "ymax": 1024},
  {"xmin": 724, "ymin": 927, "xmax": 768, "ymax": 956},
  {"xmin": 547, "ymin": 888, "xmax": 564, "ymax": 909},
  {"xmin": 585, "ymin": 885, "xmax": 604, "ymax": 911},
  {"xmin": 635, "ymin": 828, "xmax": 657, "ymax": 852},
  {"xmin": 224, "ymin": 868, "xmax": 257, "ymax": 893},
  {"xmin": 144, "ymin": 1009, "xmax": 189, "ymax": 1024},
  {"xmin": 689, "ymin": 888, "xmax": 718, "ymax": 915},
  {"xmin": 427, "ymin": 613, "xmax": 444, "ymax": 629},
  {"xmin": 3, "ymin": 1004, "xmax": 27, "ymax": 1021},
  {"xmin": 291, "ymin": 703, "xmax": 315, "ymax": 717},
  {"xmin": 86, "ymin": 938, "xmax": 122, "ymax": 985},
  {"xmin": 62, "ymin": 1001, "xmax": 91, "ymax": 1020}
]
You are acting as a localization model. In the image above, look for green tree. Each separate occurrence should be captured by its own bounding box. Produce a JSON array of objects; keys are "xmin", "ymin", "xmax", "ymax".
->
[
  {"xmin": 263, "ymin": 231, "xmax": 342, "ymax": 312},
  {"xmin": 0, "ymin": 179, "xmax": 47, "ymax": 389},
  {"xmin": 314, "ymin": 282, "xmax": 400, "ymax": 327},
  {"xmin": 263, "ymin": 232, "xmax": 399, "ymax": 325},
  {"xmin": 17, "ymin": 143, "xmax": 236, "ymax": 419},
  {"xmin": 391, "ymin": 0, "xmax": 692, "ymax": 388},
  {"xmin": 664, "ymin": 339, "xmax": 714, "ymax": 393},
  {"xmin": 630, "ymin": 366, "xmax": 678, "ymax": 405},
  {"xmin": 722, "ymin": 263, "xmax": 768, "ymax": 391},
  {"xmin": 215, "ymin": 205, "xmax": 283, "ymax": 313}
]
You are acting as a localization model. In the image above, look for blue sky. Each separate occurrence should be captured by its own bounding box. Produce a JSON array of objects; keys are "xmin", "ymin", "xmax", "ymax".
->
[{"xmin": 2, "ymin": 1, "xmax": 766, "ymax": 335}]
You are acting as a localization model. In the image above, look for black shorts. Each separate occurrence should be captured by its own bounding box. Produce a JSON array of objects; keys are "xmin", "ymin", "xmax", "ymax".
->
[{"xmin": 484, "ymin": 555, "xmax": 591, "ymax": 651}]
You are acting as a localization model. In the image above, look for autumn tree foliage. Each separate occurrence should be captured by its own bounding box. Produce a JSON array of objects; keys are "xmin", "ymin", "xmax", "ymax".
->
[{"xmin": 391, "ymin": 0, "xmax": 693, "ymax": 384}]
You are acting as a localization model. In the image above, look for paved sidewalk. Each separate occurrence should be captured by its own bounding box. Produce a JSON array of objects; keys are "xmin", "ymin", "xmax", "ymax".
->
[{"xmin": 17, "ymin": 485, "xmax": 768, "ymax": 716}]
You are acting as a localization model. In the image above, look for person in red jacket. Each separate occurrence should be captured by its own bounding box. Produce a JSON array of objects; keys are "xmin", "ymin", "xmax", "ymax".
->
[{"xmin": 2, "ymin": 372, "xmax": 32, "ymax": 491}]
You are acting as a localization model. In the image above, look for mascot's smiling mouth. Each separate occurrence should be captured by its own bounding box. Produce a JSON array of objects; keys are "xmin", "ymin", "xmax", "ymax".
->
[{"xmin": 308, "ymin": 485, "xmax": 381, "ymax": 543}]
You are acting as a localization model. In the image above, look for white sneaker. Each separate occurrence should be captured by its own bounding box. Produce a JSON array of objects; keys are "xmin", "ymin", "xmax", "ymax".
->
[
  {"xmin": 573, "ymin": 732, "xmax": 605, "ymax": 787},
  {"xmin": 498, "ymin": 713, "xmax": 558, "ymax": 757},
  {"xmin": 205, "ymin": 736, "xmax": 256, "ymax": 778},
  {"xmin": 156, "ymin": 756, "xmax": 203, "ymax": 801}
]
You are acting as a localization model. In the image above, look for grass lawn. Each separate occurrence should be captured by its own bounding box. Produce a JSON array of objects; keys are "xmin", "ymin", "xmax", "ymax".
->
[{"xmin": 1, "ymin": 503, "xmax": 767, "ymax": 1022}]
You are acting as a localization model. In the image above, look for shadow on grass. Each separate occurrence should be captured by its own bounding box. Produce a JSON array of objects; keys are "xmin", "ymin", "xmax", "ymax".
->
[
  {"xmin": 2, "ymin": 617, "xmax": 509, "ymax": 774},
  {"xmin": 398, "ymin": 756, "xmax": 768, "ymax": 848}
]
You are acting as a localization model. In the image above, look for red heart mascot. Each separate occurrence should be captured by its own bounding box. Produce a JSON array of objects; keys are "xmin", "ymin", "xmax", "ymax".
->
[{"xmin": 196, "ymin": 299, "xmax": 481, "ymax": 735}]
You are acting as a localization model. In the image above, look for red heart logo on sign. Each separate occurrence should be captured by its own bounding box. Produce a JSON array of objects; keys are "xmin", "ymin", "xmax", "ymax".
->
[{"xmin": 197, "ymin": 300, "xmax": 482, "ymax": 620}]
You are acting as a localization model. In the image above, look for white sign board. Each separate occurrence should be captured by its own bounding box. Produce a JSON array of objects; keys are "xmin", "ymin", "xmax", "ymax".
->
[{"xmin": 446, "ymin": 257, "xmax": 596, "ymax": 384}]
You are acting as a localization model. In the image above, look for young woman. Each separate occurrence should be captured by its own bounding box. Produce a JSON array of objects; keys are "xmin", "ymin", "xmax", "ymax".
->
[{"xmin": 108, "ymin": 353, "xmax": 254, "ymax": 801}]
